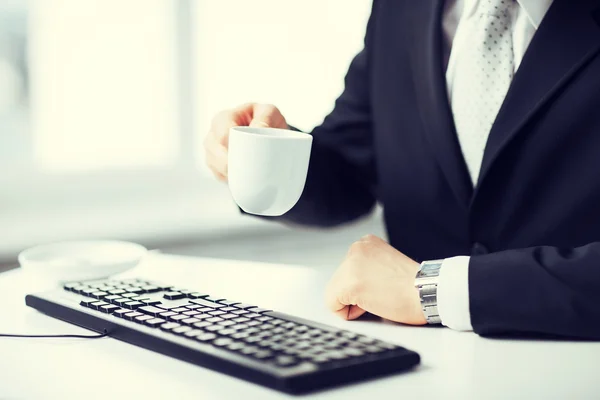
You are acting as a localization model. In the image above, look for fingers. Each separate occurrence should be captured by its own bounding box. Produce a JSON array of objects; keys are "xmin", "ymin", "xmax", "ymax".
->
[
  {"xmin": 203, "ymin": 129, "xmax": 229, "ymax": 181},
  {"xmin": 347, "ymin": 305, "xmax": 367, "ymax": 320},
  {"xmin": 249, "ymin": 103, "xmax": 288, "ymax": 129},
  {"xmin": 204, "ymin": 103, "xmax": 287, "ymax": 182},
  {"xmin": 325, "ymin": 268, "xmax": 366, "ymax": 321}
]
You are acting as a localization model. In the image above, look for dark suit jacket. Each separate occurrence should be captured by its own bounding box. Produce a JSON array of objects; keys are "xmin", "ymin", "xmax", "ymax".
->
[{"xmin": 273, "ymin": 0, "xmax": 600, "ymax": 339}]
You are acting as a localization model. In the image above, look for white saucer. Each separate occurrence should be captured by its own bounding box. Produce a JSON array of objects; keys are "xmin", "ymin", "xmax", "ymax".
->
[{"xmin": 18, "ymin": 240, "xmax": 147, "ymax": 283}]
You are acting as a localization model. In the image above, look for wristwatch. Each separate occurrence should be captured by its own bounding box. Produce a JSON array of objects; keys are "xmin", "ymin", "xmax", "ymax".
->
[{"xmin": 415, "ymin": 259, "xmax": 444, "ymax": 324}]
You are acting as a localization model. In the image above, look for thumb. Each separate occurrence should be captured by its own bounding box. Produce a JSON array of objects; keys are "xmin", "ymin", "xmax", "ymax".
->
[
  {"xmin": 249, "ymin": 103, "xmax": 285, "ymax": 128},
  {"xmin": 347, "ymin": 305, "xmax": 367, "ymax": 320}
]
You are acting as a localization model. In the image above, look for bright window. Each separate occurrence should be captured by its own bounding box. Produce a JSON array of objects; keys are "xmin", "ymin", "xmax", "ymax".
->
[{"xmin": 0, "ymin": 0, "xmax": 372, "ymax": 260}]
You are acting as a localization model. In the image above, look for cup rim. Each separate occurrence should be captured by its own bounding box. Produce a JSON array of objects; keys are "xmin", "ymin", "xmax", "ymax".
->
[{"xmin": 230, "ymin": 126, "xmax": 312, "ymax": 141}]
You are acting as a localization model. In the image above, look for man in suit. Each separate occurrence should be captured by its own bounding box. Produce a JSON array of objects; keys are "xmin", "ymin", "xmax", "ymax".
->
[{"xmin": 204, "ymin": 0, "xmax": 600, "ymax": 338}]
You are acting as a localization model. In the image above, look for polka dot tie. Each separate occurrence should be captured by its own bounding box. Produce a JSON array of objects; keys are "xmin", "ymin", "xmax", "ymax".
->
[{"xmin": 451, "ymin": 0, "xmax": 515, "ymax": 185}]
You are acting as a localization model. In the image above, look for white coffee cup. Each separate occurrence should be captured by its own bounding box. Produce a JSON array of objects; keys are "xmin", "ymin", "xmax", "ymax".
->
[{"xmin": 228, "ymin": 126, "xmax": 313, "ymax": 216}]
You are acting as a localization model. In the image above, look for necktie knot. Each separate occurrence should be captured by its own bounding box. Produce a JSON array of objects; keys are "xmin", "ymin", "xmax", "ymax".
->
[{"xmin": 480, "ymin": 0, "xmax": 513, "ymax": 17}]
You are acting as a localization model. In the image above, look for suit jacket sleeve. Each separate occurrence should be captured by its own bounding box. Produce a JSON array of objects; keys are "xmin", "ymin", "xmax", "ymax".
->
[
  {"xmin": 274, "ymin": 3, "xmax": 380, "ymax": 228},
  {"xmin": 470, "ymin": 243, "xmax": 600, "ymax": 339}
]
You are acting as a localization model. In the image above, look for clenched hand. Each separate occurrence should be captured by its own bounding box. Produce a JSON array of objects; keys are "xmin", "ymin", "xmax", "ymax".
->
[{"xmin": 326, "ymin": 234, "xmax": 427, "ymax": 325}]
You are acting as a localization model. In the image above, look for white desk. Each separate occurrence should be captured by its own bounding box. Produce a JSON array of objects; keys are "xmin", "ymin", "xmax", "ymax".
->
[{"xmin": 1, "ymin": 253, "xmax": 599, "ymax": 399}]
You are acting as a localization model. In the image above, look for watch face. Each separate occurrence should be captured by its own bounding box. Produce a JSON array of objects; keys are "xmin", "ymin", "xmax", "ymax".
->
[{"xmin": 419, "ymin": 263, "xmax": 440, "ymax": 277}]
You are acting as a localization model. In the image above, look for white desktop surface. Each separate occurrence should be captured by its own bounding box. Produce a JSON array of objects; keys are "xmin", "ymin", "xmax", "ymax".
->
[{"xmin": 1, "ymin": 253, "xmax": 598, "ymax": 399}]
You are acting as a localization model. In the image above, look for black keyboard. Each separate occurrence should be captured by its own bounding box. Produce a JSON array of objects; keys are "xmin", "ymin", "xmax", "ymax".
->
[{"xmin": 25, "ymin": 278, "xmax": 420, "ymax": 394}]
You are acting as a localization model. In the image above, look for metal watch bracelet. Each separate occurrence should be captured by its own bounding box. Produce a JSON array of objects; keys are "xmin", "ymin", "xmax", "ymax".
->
[{"xmin": 416, "ymin": 260, "xmax": 443, "ymax": 325}]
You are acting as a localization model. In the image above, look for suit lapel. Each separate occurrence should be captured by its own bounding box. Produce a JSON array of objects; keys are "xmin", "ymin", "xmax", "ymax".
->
[
  {"xmin": 408, "ymin": 0, "xmax": 473, "ymax": 209},
  {"xmin": 476, "ymin": 0, "xmax": 600, "ymax": 190}
]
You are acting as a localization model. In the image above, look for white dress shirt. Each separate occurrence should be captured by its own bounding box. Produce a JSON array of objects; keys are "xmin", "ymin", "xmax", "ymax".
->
[{"xmin": 436, "ymin": 0, "xmax": 554, "ymax": 331}]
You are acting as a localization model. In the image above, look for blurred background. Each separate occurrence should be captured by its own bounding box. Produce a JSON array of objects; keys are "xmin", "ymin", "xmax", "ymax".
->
[{"xmin": 0, "ymin": 0, "xmax": 384, "ymax": 273}]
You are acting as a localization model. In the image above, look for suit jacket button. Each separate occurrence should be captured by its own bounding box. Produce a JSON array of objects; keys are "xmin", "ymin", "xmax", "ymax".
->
[{"xmin": 471, "ymin": 242, "xmax": 489, "ymax": 256}]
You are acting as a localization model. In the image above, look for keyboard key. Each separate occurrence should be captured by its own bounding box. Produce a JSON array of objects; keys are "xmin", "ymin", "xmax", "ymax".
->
[
  {"xmin": 219, "ymin": 314, "xmax": 238, "ymax": 320},
  {"xmin": 218, "ymin": 321, "xmax": 236, "ymax": 327},
  {"xmin": 143, "ymin": 300, "xmax": 162, "ymax": 306},
  {"xmin": 108, "ymin": 289, "xmax": 127, "ymax": 295},
  {"xmin": 203, "ymin": 296, "xmax": 226, "ymax": 303},
  {"xmin": 172, "ymin": 326, "xmax": 193, "ymax": 335},
  {"xmin": 233, "ymin": 317, "xmax": 251, "ymax": 324},
  {"xmin": 207, "ymin": 317, "xmax": 224, "ymax": 323},
  {"xmin": 325, "ymin": 350, "xmax": 348, "ymax": 360},
  {"xmin": 140, "ymin": 285, "xmax": 160, "ymax": 293},
  {"xmin": 195, "ymin": 333, "xmax": 217, "ymax": 342},
  {"xmin": 79, "ymin": 299, "xmax": 98, "ymax": 308},
  {"xmin": 246, "ymin": 321, "xmax": 261, "ymax": 327},
  {"xmin": 231, "ymin": 332, "xmax": 250, "ymax": 340},
  {"xmin": 343, "ymin": 348, "xmax": 365, "ymax": 357},
  {"xmin": 188, "ymin": 292, "xmax": 209, "ymax": 299},
  {"xmin": 245, "ymin": 313, "xmax": 261, "ymax": 319},
  {"xmin": 172, "ymin": 307, "xmax": 189, "ymax": 313},
  {"xmin": 339, "ymin": 331, "xmax": 359, "ymax": 339},
  {"xmin": 160, "ymin": 322, "xmax": 181, "ymax": 332},
  {"xmin": 138, "ymin": 306, "xmax": 166, "ymax": 317},
  {"xmin": 70, "ymin": 285, "xmax": 88, "ymax": 294},
  {"xmin": 104, "ymin": 294, "xmax": 123, "ymax": 302},
  {"xmin": 163, "ymin": 292, "xmax": 186, "ymax": 300},
  {"xmin": 122, "ymin": 293, "xmax": 138, "ymax": 298},
  {"xmin": 99, "ymin": 304, "xmax": 120, "ymax": 314},
  {"xmin": 113, "ymin": 309, "xmax": 131, "ymax": 318},
  {"xmin": 208, "ymin": 310, "xmax": 226, "ymax": 316},
  {"xmin": 218, "ymin": 329, "xmax": 237, "ymax": 336},
  {"xmin": 134, "ymin": 315, "xmax": 153, "ymax": 324},
  {"xmin": 226, "ymin": 342, "xmax": 245, "ymax": 352},
  {"xmin": 185, "ymin": 304, "xmax": 202, "ymax": 310},
  {"xmin": 253, "ymin": 350, "xmax": 274, "ymax": 360},
  {"xmin": 204, "ymin": 325, "xmax": 223, "ymax": 332},
  {"xmin": 159, "ymin": 311, "xmax": 178, "ymax": 318},
  {"xmin": 131, "ymin": 296, "xmax": 151, "ymax": 302},
  {"xmin": 145, "ymin": 318, "xmax": 166, "ymax": 328},
  {"xmin": 310, "ymin": 355, "xmax": 331, "ymax": 364},
  {"xmin": 156, "ymin": 304, "xmax": 183, "ymax": 311},
  {"xmin": 197, "ymin": 307, "xmax": 215, "ymax": 313},
  {"xmin": 183, "ymin": 329, "xmax": 204, "ymax": 338},
  {"xmin": 113, "ymin": 298, "xmax": 133, "ymax": 307},
  {"xmin": 64, "ymin": 282, "xmax": 81, "ymax": 291},
  {"xmin": 256, "ymin": 316, "xmax": 273, "ymax": 322},
  {"xmin": 240, "ymin": 346, "xmax": 259, "ymax": 355},
  {"xmin": 217, "ymin": 300, "xmax": 241, "ymax": 306},
  {"xmin": 123, "ymin": 301, "xmax": 144, "ymax": 310},
  {"xmin": 233, "ymin": 303, "xmax": 256, "ymax": 310},
  {"xmin": 213, "ymin": 338, "xmax": 233, "ymax": 347},
  {"xmin": 124, "ymin": 312, "xmax": 143, "ymax": 320},
  {"xmin": 190, "ymin": 299, "xmax": 224, "ymax": 309},
  {"xmin": 274, "ymin": 356, "xmax": 299, "ymax": 367},
  {"xmin": 231, "ymin": 324, "xmax": 249, "ymax": 331},
  {"xmin": 193, "ymin": 321, "xmax": 213, "ymax": 329},
  {"xmin": 90, "ymin": 301, "xmax": 109, "ymax": 310},
  {"xmin": 182, "ymin": 310, "xmax": 200, "ymax": 316},
  {"xmin": 247, "ymin": 307, "xmax": 272, "ymax": 314},
  {"xmin": 221, "ymin": 307, "xmax": 238, "ymax": 312},
  {"xmin": 127, "ymin": 287, "xmax": 145, "ymax": 294},
  {"xmin": 169, "ymin": 314, "xmax": 189, "ymax": 322},
  {"xmin": 182, "ymin": 318, "xmax": 201, "ymax": 325},
  {"xmin": 81, "ymin": 288, "xmax": 97, "ymax": 297}
]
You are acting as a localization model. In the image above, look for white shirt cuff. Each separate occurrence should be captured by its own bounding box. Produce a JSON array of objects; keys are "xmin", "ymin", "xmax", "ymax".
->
[{"xmin": 436, "ymin": 256, "xmax": 473, "ymax": 331}]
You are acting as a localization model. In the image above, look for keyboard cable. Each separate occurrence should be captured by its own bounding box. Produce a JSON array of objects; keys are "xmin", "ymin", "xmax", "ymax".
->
[{"xmin": 0, "ymin": 328, "xmax": 109, "ymax": 339}]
